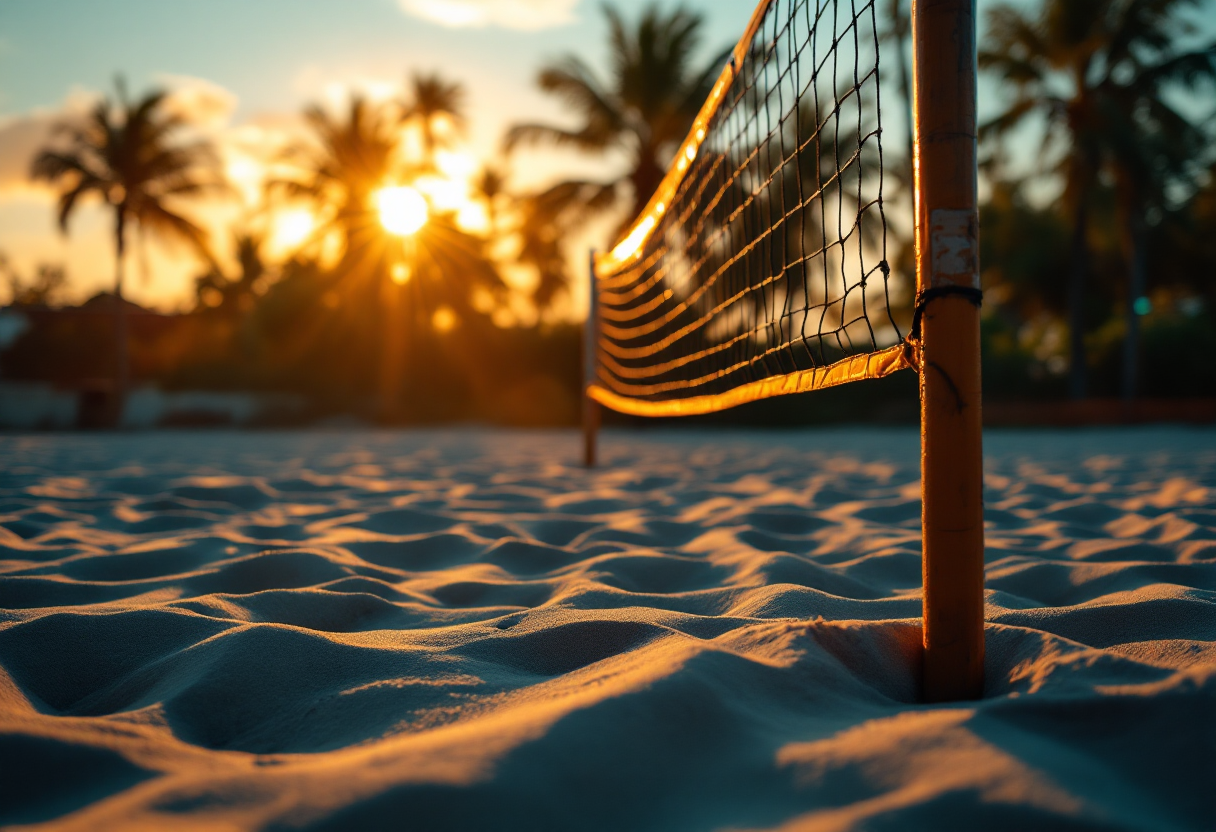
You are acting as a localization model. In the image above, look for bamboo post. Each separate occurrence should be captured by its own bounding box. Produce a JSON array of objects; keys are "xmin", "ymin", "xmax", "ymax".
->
[
  {"xmin": 583, "ymin": 250, "xmax": 600, "ymax": 468},
  {"xmin": 912, "ymin": 0, "xmax": 985, "ymax": 701}
]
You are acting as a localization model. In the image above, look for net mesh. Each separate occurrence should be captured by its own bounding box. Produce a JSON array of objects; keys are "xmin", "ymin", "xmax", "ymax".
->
[{"xmin": 591, "ymin": 0, "xmax": 907, "ymax": 416}]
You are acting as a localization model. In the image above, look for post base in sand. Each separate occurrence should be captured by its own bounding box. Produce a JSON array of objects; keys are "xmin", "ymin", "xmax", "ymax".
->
[
  {"xmin": 583, "ymin": 395, "xmax": 599, "ymax": 468},
  {"xmin": 923, "ymin": 642, "xmax": 984, "ymax": 703}
]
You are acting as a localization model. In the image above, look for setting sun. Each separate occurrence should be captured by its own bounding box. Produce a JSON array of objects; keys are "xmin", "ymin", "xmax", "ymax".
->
[{"xmin": 376, "ymin": 186, "xmax": 428, "ymax": 236}]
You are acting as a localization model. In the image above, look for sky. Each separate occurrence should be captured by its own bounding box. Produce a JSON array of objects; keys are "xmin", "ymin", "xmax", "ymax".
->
[
  {"xmin": 0, "ymin": 0, "xmax": 761, "ymax": 313},
  {"xmin": 1, "ymin": 0, "xmax": 1210, "ymax": 313}
]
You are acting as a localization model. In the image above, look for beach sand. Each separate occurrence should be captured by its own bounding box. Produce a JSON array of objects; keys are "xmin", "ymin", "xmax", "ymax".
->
[{"xmin": 0, "ymin": 427, "xmax": 1213, "ymax": 831}]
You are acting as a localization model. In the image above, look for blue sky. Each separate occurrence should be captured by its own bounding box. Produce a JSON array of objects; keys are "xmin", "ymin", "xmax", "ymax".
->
[{"xmin": 0, "ymin": 0, "xmax": 751, "ymax": 143}]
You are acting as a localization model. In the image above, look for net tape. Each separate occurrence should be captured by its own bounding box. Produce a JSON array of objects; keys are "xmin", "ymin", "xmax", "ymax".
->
[{"xmin": 589, "ymin": 0, "xmax": 910, "ymax": 417}]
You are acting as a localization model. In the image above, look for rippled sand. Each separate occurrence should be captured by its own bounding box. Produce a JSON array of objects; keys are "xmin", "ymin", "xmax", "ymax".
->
[{"xmin": 0, "ymin": 428, "xmax": 1213, "ymax": 831}]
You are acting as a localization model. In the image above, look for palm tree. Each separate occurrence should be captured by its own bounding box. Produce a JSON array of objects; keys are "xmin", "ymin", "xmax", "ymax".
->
[
  {"xmin": 980, "ymin": 0, "xmax": 1216, "ymax": 399},
  {"xmin": 273, "ymin": 89, "xmax": 506, "ymax": 421},
  {"xmin": 516, "ymin": 188, "xmax": 577, "ymax": 315},
  {"xmin": 194, "ymin": 232, "xmax": 266, "ymax": 315},
  {"xmin": 1099, "ymin": 53, "xmax": 1215, "ymax": 399},
  {"xmin": 475, "ymin": 166, "xmax": 507, "ymax": 234},
  {"xmin": 272, "ymin": 94, "xmax": 407, "ymax": 420},
  {"xmin": 271, "ymin": 94, "xmax": 400, "ymax": 269},
  {"xmin": 505, "ymin": 3, "xmax": 727, "ymax": 237},
  {"xmin": 402, "ymin": 72, "xmax": 467, "ymax": 168},
  {"xmin": 30, "ymin": 78, "xmax": 223, "ymax": 422}
]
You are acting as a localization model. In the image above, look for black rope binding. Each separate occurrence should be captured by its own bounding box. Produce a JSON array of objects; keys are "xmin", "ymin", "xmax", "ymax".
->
[
  {"xmin": 907, "ymin": 285, "xmax": 983, "ymax": 342},
  {"xmin": 902, "ymin": 285, "xmax": 983, "ymax": 369}
]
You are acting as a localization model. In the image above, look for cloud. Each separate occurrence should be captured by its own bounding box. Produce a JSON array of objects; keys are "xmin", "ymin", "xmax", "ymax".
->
[
  {"xmin": 0, "ymin": 92, "xmax": 98, "ymax": 196},
  {"xmin": 0, "ymin": 115, "xmax": 57, "ymax": 195},
  {"xmin": 0, "ymin": 78, "xmax": 239, "ymax": 198},
  {"xmin": 156, "ymin": 75, "xmax": 239, "ymax": 129},
  {"xmin": 397, "ymin": 0, "xmax": 577, "ymax": 31},
  {"xmin": 0, "ymin": 79, "xmax": 250, "ymax": 310}
]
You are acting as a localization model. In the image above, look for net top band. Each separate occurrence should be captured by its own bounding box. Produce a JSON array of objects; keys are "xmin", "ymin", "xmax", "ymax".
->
[{"xmin": 595, "ymin": 0, "xmax": 778, "ymax": 276}]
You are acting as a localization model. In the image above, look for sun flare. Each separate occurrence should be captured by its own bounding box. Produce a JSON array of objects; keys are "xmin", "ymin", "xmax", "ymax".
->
[
  {"xmin": 273, "ymin": 209, "xmax": 315, "ymax": 250},
  {"xmin": 376, "ymin": 186, "xmax": 429, "ymax": 236}
]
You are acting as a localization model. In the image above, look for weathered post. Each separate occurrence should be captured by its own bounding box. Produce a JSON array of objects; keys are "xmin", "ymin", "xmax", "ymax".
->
[{"xmin": 912, "ymin": 0, "xmax": 985, "ymax": 701}]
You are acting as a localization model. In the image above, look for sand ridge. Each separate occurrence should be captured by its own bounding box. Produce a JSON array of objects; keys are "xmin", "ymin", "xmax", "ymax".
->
[{"xmin": 0, "ymin": 428, "xmax": 1213, "ymax": 830}]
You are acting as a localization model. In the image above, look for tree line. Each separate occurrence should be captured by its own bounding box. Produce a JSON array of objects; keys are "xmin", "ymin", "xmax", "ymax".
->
[{"xmin": 4, "ymin": 0, "xmax": 1214, "ymax": 427}]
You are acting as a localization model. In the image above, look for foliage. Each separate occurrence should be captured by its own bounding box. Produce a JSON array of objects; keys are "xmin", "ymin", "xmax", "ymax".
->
[
  {"xmin": 506, "ymin": 3, "xmax": 727, "ymax": 237},
  {"xmin": 402, "ymin": 72, "xmax": 467, "ymax": 163},
  {"xmin": 270, "ymin": 95, "xmax": 402, "ymax": 263},
  {"xmin": 30, "ymin": 78, "xmax": 224, "ymax": 276},
  {"xmin": 26, "ymin": 77, "xmax": 224, "ymax": 423},
  {"xmin": 0, "ymin": 254, "xmax": 67, "ymax": 308},
  {"xmin": 6, "ymin": 2, "xmax": 1216, "ymax": 428},
  {"xmin": 979, "ymin": 0, "xmax": 1216, "ymax": 397}
]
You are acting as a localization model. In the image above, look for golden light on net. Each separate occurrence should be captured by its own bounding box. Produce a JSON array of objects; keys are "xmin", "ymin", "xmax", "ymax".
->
[
  {"xmin": 376, "ymin": 186, "xmax": 428, "ymax": 236},
  {"xmin": 609, "ymin": 215, "xmax": 655, "ymax": 263}
]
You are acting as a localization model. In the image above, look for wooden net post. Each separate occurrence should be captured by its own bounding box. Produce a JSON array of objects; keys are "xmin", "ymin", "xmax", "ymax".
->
[
  {"xmin": 912, "ymin": 0, "xmax": 985, "ymax": 701},
  {"xmin": 583, "ymin": 250, "xmax": 600, "ymax": 468}
]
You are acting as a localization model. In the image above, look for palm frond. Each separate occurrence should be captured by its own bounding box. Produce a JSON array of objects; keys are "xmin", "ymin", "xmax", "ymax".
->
[
  {"xmin": 537, "ymin": 57, "xmax": 624, "ymax": 136},
  {"xmin": 978, "ymin": 97, "xmax": 1042, "ymax": 140},
  {"xmin": 55, "ymin": 179, "xmax": 103, "ymax": 232},
  {"xmin": 136, "ymin": 202, "xmax": 214, "ymax": 265},
  {"xmin": 504, "ymin": 123, "xmax": 614, "ymax": 153},
  {"xmin": 30, "ymin": 149, "xmax": 104, "ymax": 185}
]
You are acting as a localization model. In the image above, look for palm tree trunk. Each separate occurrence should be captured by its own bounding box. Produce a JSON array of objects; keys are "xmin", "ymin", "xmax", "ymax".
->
[
  {"xmin": 1067, "ymin": 196, "xmax": 1089, "ymax": 400},
  {"xmin": 1121, "ymin": 212, "xmax": 1147, "ymax": 402},
  {"xmin": 378, "ymin": 277, "xmax": 407, "ymax": 422},
  {"xmin": 112, "ymin": 206, "xmax": 130, "ymax": 427}
]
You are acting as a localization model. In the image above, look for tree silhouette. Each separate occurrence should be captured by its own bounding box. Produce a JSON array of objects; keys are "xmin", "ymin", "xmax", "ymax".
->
[
  {"xmin": 0, "ymin": 253, "xmax": 67, "ymax": 308},
  {"xmin": 402, "ymin": 72, "xmax": 467, "ymax": 168},
  {"xmin": 194, "ymin": 232, "xmax": 267, "ymax": 316},
  {"xmin": 980, "ymin": 0, "xmax": 1216, "ymax": 399},
  {"xmin": 505, "ymin": 3, "xmax": 727, "ymax": 239},
  {"xmin": 271, "ymin": 94, "xmax": 400, "ymax": 269},
  {"xmin": 272, "ymin": 87, "xmax": 505, "ymax": 421},
  {"xmin": 516, "ymin": 188, "xmax": 577, "ymax": 316},
  {"xmin": 30, "ymin": 77, "xmax": 223, "ymax": 422},
  {"xmin": 1098, "ymin": 34, "xmax": 1215, "ymax": 399}
]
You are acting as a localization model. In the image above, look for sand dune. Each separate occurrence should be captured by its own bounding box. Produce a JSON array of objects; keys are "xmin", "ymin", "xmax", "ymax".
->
[{"xmin": 0, "ymin": 428, "xmax": 1212, "ymax": 830}]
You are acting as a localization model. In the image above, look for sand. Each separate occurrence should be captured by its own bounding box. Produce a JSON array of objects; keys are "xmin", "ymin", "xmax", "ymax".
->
[{"xmin": 0, "ymin": 427, "xmax": 1212, "ymax": 831}]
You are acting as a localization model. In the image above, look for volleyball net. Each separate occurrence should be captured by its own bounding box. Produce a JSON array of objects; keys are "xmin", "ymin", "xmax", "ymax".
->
[{"xmin": 587, "ymin": 0, "xmax": 910, "ymax": 418}]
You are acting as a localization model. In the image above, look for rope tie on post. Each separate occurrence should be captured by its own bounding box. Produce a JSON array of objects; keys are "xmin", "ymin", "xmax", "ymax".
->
[{"xmin": 904, "ymin": 286, "xmax": 983, "ymax": 368}]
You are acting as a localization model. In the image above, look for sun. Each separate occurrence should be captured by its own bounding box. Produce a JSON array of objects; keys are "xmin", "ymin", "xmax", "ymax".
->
[{"xmin": 376, "ymin": 186, "xmax": 428, "ymax": 236}]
